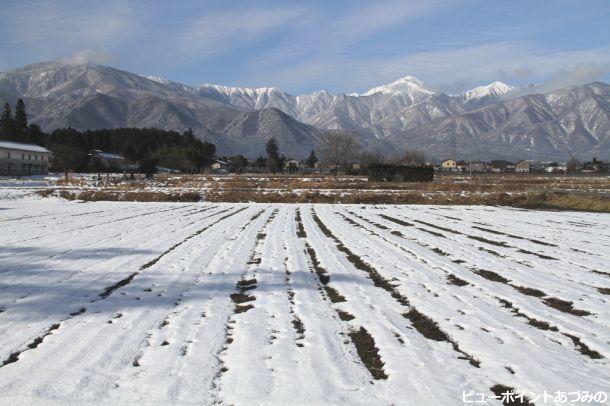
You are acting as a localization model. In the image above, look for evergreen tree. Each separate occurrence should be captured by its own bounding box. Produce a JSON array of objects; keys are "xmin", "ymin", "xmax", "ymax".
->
[
  {"xmin": 14, "ymin": 99, "xmax": 28, "ymax": 141},
  {"xmin": 265, "ymin": 137, "xmax": 279, "ymax": 158},
  {"xmin": 0, "ymin": 102, "xmax": 16, "ymax": 140},
  {"xmin": 265, "ymin": 137, "xmax": 281, "ymax": 172},
  {"xmin": 229, "ymin": 155, "xmax": 248, "ymax": 173},
  {"xmin": 183, "ymin": 128, "xmax": 195, "ymax": 143},
  {"xmin": 27, "ymin": 124, "xmax": 45, "ymax": 145},
  {"xmin": 45, "ymin": 127, "xmax": 216, "ymax": 174},
  {"xmin": 138, "ymin": 157, "xmax": 158, "ymax": 179},
  {"xmin": 306, "ymin": 150, "xmax": 318, "ymax": 168}
]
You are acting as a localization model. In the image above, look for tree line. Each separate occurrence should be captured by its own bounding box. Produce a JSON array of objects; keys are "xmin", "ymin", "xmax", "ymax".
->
[
  {"xmin": 1, "ymin": 100, "xmax": 216, "ymax": 173},
  {"xmin": 48, "ymin": 127, "xmax": 215, "ymax": 174},
  {"xmin": 1, "ymin": 100, "xmax": 46, "ymax": 145},
  {"xmin": 1, "ymin": 99, "xmax": 428, "ymax": 175}
]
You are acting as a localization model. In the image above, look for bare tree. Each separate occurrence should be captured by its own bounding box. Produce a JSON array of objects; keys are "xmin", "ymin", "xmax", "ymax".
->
[
  {"xmin": 397, "ymin": 149, "xmax": 427, "ymax": 166},
  {"xmin": 359, "ymin": 150, "xmax": 387, "ymax": 166},
  {"xmin": 567, "ymin": 158, "xmax": 579, "ymax": 172},
  {"xmin": 318, "ymin": 130, "xmax": 360, "ymax": 174}
]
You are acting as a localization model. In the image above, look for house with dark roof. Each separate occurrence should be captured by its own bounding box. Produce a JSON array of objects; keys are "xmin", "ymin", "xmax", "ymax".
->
[
  {"xmin": 467, "ymin": 161, "xmax": 490, "ymax": 172},
  {"xmin": 90, "ymin": 150, "xmax": 129, "ymax": 171},
  {"xmin": 581, "ymin": 158, "xmax": 608, "ymax": 173},
  {"xmin": 490, "ymin": 160, "xmax": 515, "ymax": 172}
]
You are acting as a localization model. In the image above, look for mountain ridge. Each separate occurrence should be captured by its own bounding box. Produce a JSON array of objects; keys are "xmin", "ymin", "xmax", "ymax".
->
[{"xmin": 1, "ymin": 61, "xmax": 608, "ymax": 160}]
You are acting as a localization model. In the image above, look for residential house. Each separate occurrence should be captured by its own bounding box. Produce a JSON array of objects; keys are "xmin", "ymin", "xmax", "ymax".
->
[
  {"xmin": 468, "ymin": 161, "xmax": 490, "ymax": 172},
  {"xmin": 455, "ymin": 161, "xmax": 468, "ymax": 172},
  {"xmin": 491, "ymin": 160, "xmax": 515, "ymax": 172},
  {"xmin": 545, "ymin": 162, "xmax": 566, "ymax": 173},
  {"xmin": 91, "ymin": 150, "xmax": 126, "ymax": 170},
  {"xmin": 0, "ymin": 141, "xmax": 52, "ymax": 176},
  {"xmin": 210, "ymin": 158, "xmax": 231, "ymax": 171},
  {"xmin": 515, "ymin": 160, "xmax": 530, "ymax": 173},
  {"xmin": 244, "ymin": 159, "xmax": 266, "ymax": 173},
  {"xmin": 581, "ymin": 158, "xmax": 608, "ymax": 173},
  {"xmin": 440, "ymin": 159, "xmax": 457, "ymax": 171},
  {"xmin": 156, "ymin": 166, "xmax": 181, "ymax": 174},
  {"xmin": 529, "ymin": 162, "xmax": 546, "ymax": 173},
  {"xmin": 284, "ymin": 159, "xmax": 299, "ymax": 174}
]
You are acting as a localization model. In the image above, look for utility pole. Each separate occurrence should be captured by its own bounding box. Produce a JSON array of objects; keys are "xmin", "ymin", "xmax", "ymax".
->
[
  {"xmin": 565, "ymin": 147, "xmax": 576, "ymax": 177},
  {"xmin": 469, "ymin": 149, "xmax": 473, "ymax": 181}
]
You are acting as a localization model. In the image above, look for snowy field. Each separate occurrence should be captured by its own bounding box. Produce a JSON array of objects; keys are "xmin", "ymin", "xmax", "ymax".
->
[{"xmin": 0, "ymin": 199, "xmax": 609, "ymax": 405}]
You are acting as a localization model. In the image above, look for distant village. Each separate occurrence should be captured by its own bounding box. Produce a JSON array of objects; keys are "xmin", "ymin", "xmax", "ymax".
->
[
  {"xmin": 1, "ymin": 139, "xmax": 609, "ymax": 177},
  {"xmin": 1, "ymin": 99, "xmax": 608, "ymax": 178},
  {"xmin": 437, "ymin": 158, "xmax": 609, "ymax": 174}
]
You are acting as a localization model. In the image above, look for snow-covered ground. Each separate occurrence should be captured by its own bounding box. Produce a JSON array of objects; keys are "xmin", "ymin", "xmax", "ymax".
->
[{"xmin": 0, "ymin": 199, "xmax": 608, "ymax": 405}]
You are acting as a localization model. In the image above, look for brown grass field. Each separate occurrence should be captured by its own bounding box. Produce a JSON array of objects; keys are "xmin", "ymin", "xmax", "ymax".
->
[{"xmin": 36, "ymin": 172, "xmax": 610, "ymax": 212}]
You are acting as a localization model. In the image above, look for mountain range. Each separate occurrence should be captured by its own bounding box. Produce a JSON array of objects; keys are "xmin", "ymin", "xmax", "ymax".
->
[{"xmin": 1, "ymin": 61, "xmax": 608, "ymax": 160}]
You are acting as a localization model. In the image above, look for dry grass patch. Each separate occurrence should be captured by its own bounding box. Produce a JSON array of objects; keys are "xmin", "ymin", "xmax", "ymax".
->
[
  {"xmin": 542, "ymin": 297, "xmax": 592, "ymax": 317},
  {"xmin": 348, "ymin": 327, "xmax": 388, "ymax": 380}
]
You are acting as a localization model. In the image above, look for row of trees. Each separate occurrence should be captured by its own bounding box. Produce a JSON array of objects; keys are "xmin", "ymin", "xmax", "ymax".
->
[
  {"xmin": 260, "ymin": 131, "xmax": 427, "ymax": 174},
  {"xmin": 47, "ymin": 127, "xmax": 216, "ymax": 173},
  {"xmin": 0, "ymin": 99, "xmax": 216, "ymax": 174},
  {"xmin": 2, "ymin": 99, "xmax": 426, "ymax": 175},
  {"xmin": 1, "ymin": 100, "xmax": 46, "ymax": 145},
  {"xmin": 249, "ymin": 131, "xmax": 428, "ymax": 175},
  {"xmin": 261, "ymin": 138, "xmax": 316, "ymax": 171}
]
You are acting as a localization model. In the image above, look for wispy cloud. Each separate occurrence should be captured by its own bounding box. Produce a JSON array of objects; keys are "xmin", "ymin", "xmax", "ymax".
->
[
  {"xmin": 1, "ymin": 1, "xmax": 608, "ymax": 94},
  {"xmin": 252, "ymin": 1, "xmax": 451, "ymax": 61},
  {"xmin": 0, "ymin": 0, "xmax": 142, "ymax": 68},
  {"xmin": 245, "ymin": 41, "xmax": 610, "ymax": 94},
  {"xmin": 544, "ymin": 62, "xmax": 610, "ymax": 88},
  {"xmin": 61, "ymin": 50, "xmax": 116, "ymax": 65},
  {"xmin": 174, "ymin": 7, "xmax": 306, "ymax": 59},
  {"xmin": 505, "ymin": 61, "xmax": 610, "ymax": 97},
  {"xmin": 167, "ymin": 1, "xmax": 446, "ymax": 63},
  {"xmin": 329, "ymin": 0, "xmax": 448, "ymax": 44}
]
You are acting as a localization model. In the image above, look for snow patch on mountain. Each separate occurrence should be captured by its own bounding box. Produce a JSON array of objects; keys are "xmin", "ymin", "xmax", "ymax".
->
[
  {"xmin": 362, "ymin": 76, "xmax": 435, "ymax": 97},
  {"xmin": 199, "ymin": 84, "xmax": 283, "ymax": 98},
  {"xmin": 460, "ymin": 81, "xmax": 514, "ymax": 101},
  {"xmin": 144, "ymin": 75, "xmax": 171, "ymax": 85}
]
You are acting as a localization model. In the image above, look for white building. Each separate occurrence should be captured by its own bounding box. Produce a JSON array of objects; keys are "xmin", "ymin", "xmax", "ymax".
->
[
  {"xmin": 284, "ymin": 159, "xmax": 299, "ymax": 172},
  {"xmin": 0, "ymin": 141, "xmax": 52, "ymax": 176},
  {"xmin": 210, "ymin": 158, "xmax": 230, "ymax": 170},
  {"xmin": 440, "ymin": 159, "xmax": 457, "ymax": 171},
  {"xmin": 515, "ymin": 160, "xmax": 530, "ymax": 173}
]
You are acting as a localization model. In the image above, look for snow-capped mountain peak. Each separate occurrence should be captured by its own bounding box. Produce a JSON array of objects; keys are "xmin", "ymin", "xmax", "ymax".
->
[
  {"xmin": 361, "ymin": 75, "xmax": 434, "ymax": 97},
  {"xmin": 197, "ymin": 83, "xmax": 297, "ymax": 114},
  {"xmin": 198, "ymin": 84, "xmax": 283, "ymax": 97},
  {"xmin": 460, "ymin": 81, "xmax": 514, "ymax": 101},
  {"xmin": 2, "ymin": 59, "xmax": 608, "ymax": 161},
  {"xmin": 143, "ymin": 75, "xmax": 170, "ymax": 85}
]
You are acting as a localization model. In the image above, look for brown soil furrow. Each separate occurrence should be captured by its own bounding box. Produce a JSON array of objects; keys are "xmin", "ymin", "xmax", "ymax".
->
[
  {"xmin": 348, "ymin": 327, "xmax": 388, "ymax": 380},
  {"xmin": 1, "ymin": 323, "xmax": 60, "ymax": 367},
  {"xmin": 312, "ymin": 209, "xmax": 480, "ymax": 368}
]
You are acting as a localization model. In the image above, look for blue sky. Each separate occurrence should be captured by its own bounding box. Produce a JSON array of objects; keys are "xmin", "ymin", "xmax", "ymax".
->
[{"xmin": 1, "ymin": 0, "xmax": 609, "ymax": 94}]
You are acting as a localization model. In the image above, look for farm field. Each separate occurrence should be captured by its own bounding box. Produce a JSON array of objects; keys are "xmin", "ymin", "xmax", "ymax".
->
[
  {"xmin": 0, "ymin": 199, "xmax": 609, "ymax": 405},
  {"xmin": 1, "ymin": 172, "xmax": 609, "ymax": 211}
]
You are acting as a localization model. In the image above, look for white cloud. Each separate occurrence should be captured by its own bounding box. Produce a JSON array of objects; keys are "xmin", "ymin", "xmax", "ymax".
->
[
  {"xmin": 519, "ymin": 62, "xmax": 610, "ymax": 93},
  {"xmin": 174, "ymin": 7, "xmax": 306, "ymax": 59},
  {"xmin": 1, "ymin": 1, "xmax": 607, "ymax": 95},
  {"xmin": 0, "ymin": 0, "xmax": 142, "ymax": 68},
  {"xmin": 61, "ymin": 50, "xmax": 116, "ymax": 65}
]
